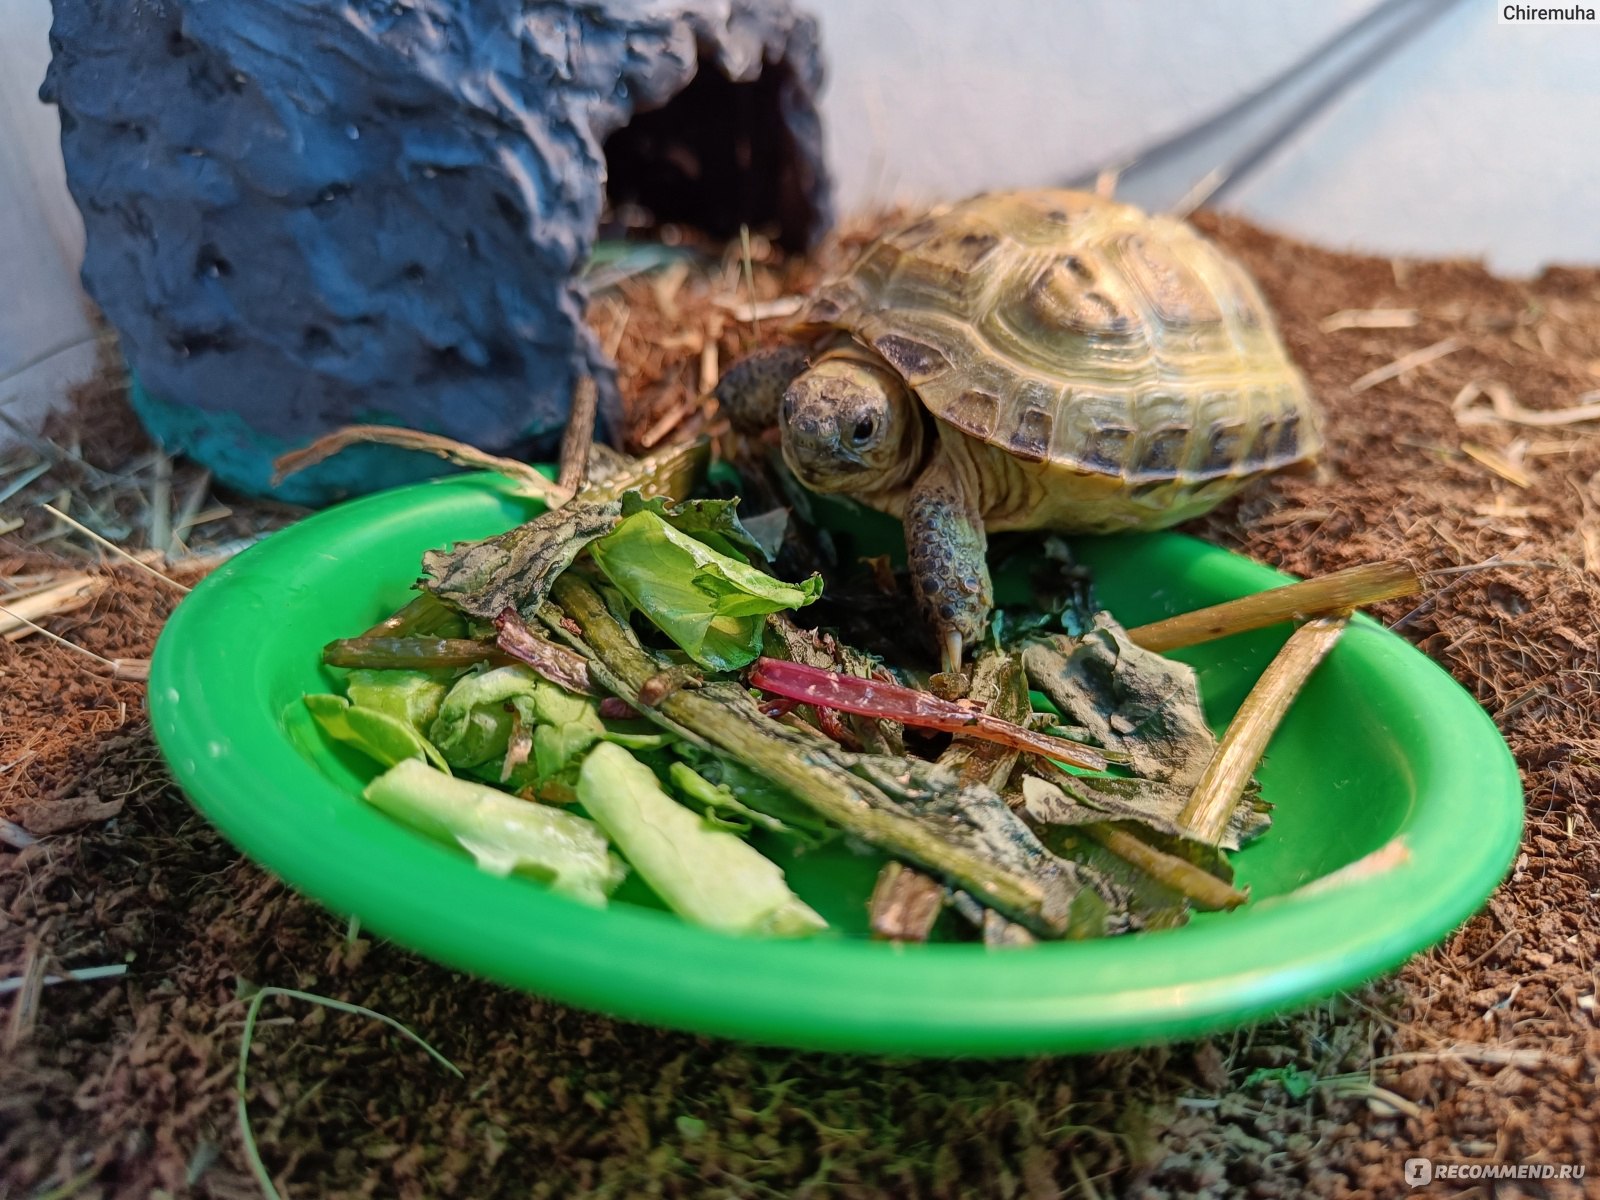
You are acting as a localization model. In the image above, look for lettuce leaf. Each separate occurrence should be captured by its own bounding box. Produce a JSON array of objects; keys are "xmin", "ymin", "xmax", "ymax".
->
[
  {"xmin": 588, "ymin": 509, "xmax": 821, "ymax": 671},
  {"xmin": 345, "ymin": 668, "xmax": 452, "ymax": 731},
  {"xmin": 427, "ymin": 665, "xmax": 539, "ymax": 770},
  {"xmin": 618, "ymin": 492, "xmax": 771, "ymax": 564},
  {"xmin": 304, "ymin": 693, "xmax": 450, "ymax": 773},
  {"xmin": 577, "ymin": 743, "xmax": 827, "ymax": 937},
  {"xmin": 364, "ymin": 758, "xmax": 626, "ymax": 906}
]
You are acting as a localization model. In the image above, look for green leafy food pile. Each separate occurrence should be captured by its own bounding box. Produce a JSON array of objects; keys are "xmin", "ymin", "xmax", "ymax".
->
[{"xmin": 304, "ymin": 463, "xmax": 1269, "ymax": 945}]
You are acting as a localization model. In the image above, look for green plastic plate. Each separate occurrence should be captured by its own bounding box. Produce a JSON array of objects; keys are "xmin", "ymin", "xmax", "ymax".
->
[{"xmin": 149, "ymin": 474, "xmax": 1522, "ymax": 1056}]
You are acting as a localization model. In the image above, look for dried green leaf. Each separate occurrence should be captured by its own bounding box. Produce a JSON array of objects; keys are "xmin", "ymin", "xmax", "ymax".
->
[
  {"xmin": 1019, "ymin": 768, "xmax": 1269, "ymax": 851},
  {"xmin": 420, "ymin": 499, "xmax": 621, "ymax": 620},
  {"xmin": 1022, "ymin": 615, "xmax": 1219, "ymax": 786}
]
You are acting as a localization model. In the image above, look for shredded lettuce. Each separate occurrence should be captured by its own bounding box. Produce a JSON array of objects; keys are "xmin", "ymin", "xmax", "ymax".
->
[
  {"xmin": 345, "ymin": 668, "xmax": 451, "ymax": 731},
  {"xmin": 364, "ymin": 758, "xmax": 626, "ymax": 906},
  {"xmin": 577, "ymin": 743, "xmax": 827, "ymax": 937},
  {"xmin": 588, "ymin": 509, "xmax": 821, "ymax": 671},
  {"xmin": 427, "ymin": 665, "xmax": 543, "ymax": 770},
  {"xmin": 304, "ymin": 693, "xmax": 450, "ymax": 773}
]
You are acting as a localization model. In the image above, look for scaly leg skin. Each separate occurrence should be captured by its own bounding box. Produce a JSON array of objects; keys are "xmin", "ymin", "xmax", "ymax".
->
[
  {"xmin": 905, "ymin": 448, "xmax": 993, "ymax": 678},
  {"xmin": 713, "ymin": 344, "xmax": 810, "ymax": 433}
]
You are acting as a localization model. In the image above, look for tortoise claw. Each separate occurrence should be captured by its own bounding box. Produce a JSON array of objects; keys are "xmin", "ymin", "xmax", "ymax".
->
[{"xmin": 941, "ymin": 630, "xmax": 964, "ymax": 677}]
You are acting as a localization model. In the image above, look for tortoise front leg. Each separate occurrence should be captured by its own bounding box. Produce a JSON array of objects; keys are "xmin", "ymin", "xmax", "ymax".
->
[
  {"xmin": 713, "ymin": 344, "xmax": 810, "ymax": 433},
  {"xmin": 905, "ymin": 448, "xmax": 993, "ymax": 674}
]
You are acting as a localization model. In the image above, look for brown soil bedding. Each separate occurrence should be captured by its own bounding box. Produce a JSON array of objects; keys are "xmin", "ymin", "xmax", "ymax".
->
[{"xmin": 3, "ymin": 213, "xmax": 1597, "ymax": 1199}]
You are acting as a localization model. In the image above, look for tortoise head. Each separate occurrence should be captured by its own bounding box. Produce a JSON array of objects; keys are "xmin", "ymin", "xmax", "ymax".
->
[{"xmin": 779, "ymin": 354, "xmax": 925, "ymax": 494}]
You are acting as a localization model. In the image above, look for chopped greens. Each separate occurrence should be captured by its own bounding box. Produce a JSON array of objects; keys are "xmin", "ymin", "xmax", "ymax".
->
[
  {"xmin": 588, "ymin": 508, "xmax": 821, "ymax": 671},
  {"xmin": 305, "ymin": 693, "xmax": 451, "ymax": 773},
  {"xmin": 345, "ymin": 669, "xmax": 450, "ymax": 731},
  {"xmin": 578, "ymin": 744, "xmax": 827, "ymax": 937},
  {"xmin": 428, "ymin": 665, "xmax": 544, "ymax": 771},
  {"xmin": 364, "ymin": 758, "xmax": 625, "ymax": 906},
  {"xmin": 306, "ymin": 445, "xmax": 1310, "ymax": 946}
]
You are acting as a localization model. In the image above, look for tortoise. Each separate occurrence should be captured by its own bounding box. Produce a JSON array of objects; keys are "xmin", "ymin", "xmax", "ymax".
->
[{"xmin": 716, "ymin": 189, "xmax": 1321, "ymax": 673}]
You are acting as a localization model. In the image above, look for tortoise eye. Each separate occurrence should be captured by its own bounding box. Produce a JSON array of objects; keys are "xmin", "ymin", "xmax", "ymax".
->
[{"xmin": 851, "ymin": 416, "xmax": 877, "ymax": 445}]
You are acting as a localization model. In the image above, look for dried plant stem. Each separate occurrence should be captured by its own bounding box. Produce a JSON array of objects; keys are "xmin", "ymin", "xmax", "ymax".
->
[
  {"xmin": 1125, "ymin": 561, "xmax": 1417, "ymax": 653},
  {"xmin": 0, "ymin": 602, "xmax": 117, "ymax": 669},
  {"xmin": 359, "ymin": 592, "xmax": 460, "ymax": 639},
  {"xmin": 1079, "ymin": 823, "xmax": 1247, "ymax": 910},
  {"xmin": 1453, "ymin": 378, "xmax": 1600, "ymax": 429},
  {"xmin": 271, "ymin": 425, "xmax": 570, "ymax": 503},
  {"xmin": 1347, "ymin": 337, "xmax": 1461, "ymax": 395},
  {"xmin": 321, "ymin": 636, "xmax": 503, "ymax": 670},
  {"xmin": 39, "ymin": 503, "xmax": 191, "ymax": 594},
  {"xmin": 1318, "ymin": 308, "xmax": 1418, "ymax": 332},
  {"xmin": 1179, "ymin": 616, "xmax": 1348, "ymax": 844},
  {"xmin": 0, "ymin": 575, "xmax": 104, "ymax": 639},
  {"xmin": 557, "ymin": 377, "xmax": 598, "ymax": 493}
]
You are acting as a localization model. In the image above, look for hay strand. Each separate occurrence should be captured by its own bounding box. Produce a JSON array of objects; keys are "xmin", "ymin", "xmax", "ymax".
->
[
  {"xmin": 1179, "ymin": 616, "xmax": 1348, "ymax": 844},
  {"xmin": 1125, "ymin": 561, "xmax": 1419, "ymax": 653}
]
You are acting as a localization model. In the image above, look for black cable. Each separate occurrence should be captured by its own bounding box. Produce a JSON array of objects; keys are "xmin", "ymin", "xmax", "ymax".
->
[
  {"xmin": 1198, "ymin": 0, "xmax": 1466, "ymax": 210},
  {"xmin": 1064, "ymin": 0, "xmax": 1465, "ymax": 205}
]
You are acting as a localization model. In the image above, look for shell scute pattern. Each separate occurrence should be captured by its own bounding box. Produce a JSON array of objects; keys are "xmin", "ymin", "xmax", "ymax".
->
[{"xmin": 804, "ymin": 190, "xmax": 1319, "ymax": 489}]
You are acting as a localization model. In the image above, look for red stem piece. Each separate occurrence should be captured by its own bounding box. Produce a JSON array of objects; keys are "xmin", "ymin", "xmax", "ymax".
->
[{"xmin": 746, "ymin": 657, "xmax": 1107, "ymax": 772}]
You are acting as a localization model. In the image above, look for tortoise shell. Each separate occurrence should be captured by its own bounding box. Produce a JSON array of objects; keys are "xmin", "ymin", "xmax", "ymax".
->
[{"xmin": 799, "ymin": 190, "xmax": 1320, "ymax": 493}]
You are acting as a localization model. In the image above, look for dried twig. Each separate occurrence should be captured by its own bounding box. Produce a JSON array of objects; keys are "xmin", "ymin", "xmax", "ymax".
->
[
  {"xmin": 1125, "ymin": 561, "xmax": 1419, "ymax": 653},
  {"xmin": 0, "ymin": 574, "xmax": 105, "ymax": 640},
  {"xmin": 1180, "ymin": 617, "xmax": 1348, "ymax": 844},
  {"xmin": 271, "ymin": 425, "xmax": 569, "ymax": 503},
  {"xmin": 1460, "ymin": 442, "xmax": 1532, "ymax": 489},
  {"xmin": 3, "ymin": 939, "xmax": 45, "ymax": 1052},
  {"xmin": 0, "ymin": 602, "xmax": 117, "ymax": 668},
  {"xmin": 557, "ymin": 377, "xmax": 598, "ymax": 493},
  {"xmin": 1454, "ymin": 379, "xmax": 1600, "ymax": 429},
  {"xmin": 39, "ymin": 503, "xmax": 190, "ymax": 594},
  {"xmin": 1347, "ymin": 337, "xmax": 1462, "ymax": 395},
  {"xmin": 637, "ymin": 398, "xmax": 694, "ymax": 451},
  {"xmin": 1079, "ymin": 822, "xmax": 1247, "ymax": 911},
  {"xmin": 1318, "ymin": 308, "xmax": 1419, "ymax": 332},
  {"xmin": 713, "ymin": 296, "xmax": 805, "ymax": 323},
  {"xmin": 0, "ymin": 602, "xmax": 148, "ymax": 679}
]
